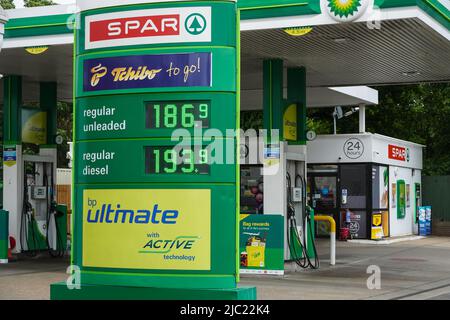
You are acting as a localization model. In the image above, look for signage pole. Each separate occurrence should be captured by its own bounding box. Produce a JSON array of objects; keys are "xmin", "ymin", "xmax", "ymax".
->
[{"xmin": 51, "ymin": 0, "xmax": 256, "ymax": 300}]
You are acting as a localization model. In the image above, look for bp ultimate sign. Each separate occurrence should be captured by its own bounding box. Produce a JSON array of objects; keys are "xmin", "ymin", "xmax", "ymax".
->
[{"xmin": 52, "ymin": 0, "xmax": 255, "ymax": 300}]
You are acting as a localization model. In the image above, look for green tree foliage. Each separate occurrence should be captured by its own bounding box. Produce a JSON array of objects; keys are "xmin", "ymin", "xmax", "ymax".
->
[
  {"xmin": 1, "ymin": 0, "xmax": 15, "ymax": 9},
  {"xmin": 57, "ymin": 101, "xmax": 73, "ymax": 168},
  {"xmin": 241, "ymin": 110, "xmax": 263, "ymax": 131},
  {"xmin": 24, "ymin": 0, "xmax": 55, "ymax": 7}
]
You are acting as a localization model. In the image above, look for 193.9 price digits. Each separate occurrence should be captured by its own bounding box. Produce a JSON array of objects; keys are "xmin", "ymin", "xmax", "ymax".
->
[{"xmin": 145, "ymin": 146, "xmax": 210, "ymax": 175}]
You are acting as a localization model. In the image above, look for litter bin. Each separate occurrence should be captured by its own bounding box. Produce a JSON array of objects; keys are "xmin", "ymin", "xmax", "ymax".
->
[{"xmin": 0, "ymin": 210, "xmax": 8, "ymax": 264}]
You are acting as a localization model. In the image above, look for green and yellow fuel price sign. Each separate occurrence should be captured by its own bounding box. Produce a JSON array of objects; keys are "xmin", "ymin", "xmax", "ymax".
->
[{"xmin": 72, "ymin": 0, "xmax": 239, "ymax": 291}]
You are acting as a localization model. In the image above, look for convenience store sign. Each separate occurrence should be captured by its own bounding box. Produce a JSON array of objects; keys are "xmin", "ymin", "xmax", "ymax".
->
[{"xmin": 85, "ymin": 7, "xmax": 212, "ymax": 49}]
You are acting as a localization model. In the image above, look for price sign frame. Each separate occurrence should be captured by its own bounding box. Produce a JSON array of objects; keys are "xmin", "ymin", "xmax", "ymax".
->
[
  {"xmin": 71, "ymin": 0, "xmax": 240, "ymax": 292},
  {"xmin": 75, "ymin": 183, "xmax": 237, "ymax": 289}
]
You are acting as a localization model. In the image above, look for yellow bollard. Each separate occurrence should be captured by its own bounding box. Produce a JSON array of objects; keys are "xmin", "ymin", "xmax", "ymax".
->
[{"xmin": 314, "ymin": 215, "xmax": 336, "ymax": 266}]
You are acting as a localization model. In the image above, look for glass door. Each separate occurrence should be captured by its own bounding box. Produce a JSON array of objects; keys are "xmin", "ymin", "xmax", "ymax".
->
[
  {"xmin": 339, "ymin": 164, "xmax": 369, "ymax": 239},
  {"xmin": 307, "ymin": 165, "xmax": 339, "ymax": 237}
]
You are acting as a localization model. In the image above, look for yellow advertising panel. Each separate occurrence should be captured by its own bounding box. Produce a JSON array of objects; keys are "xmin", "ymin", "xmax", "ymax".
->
[
  {"xmin": 373, "ymin": 214, "xmax": 382, "ymax": 227},
  {"xmin": 246, "ymin": 238, "xmax": 266, "ymax": 268},
  {"xmin": 22, "ymin": 110, "xmax": 47, "ymax": 145},
  {"xmin": 283, "ymin": 104, "xmax": 297, "ymax": 141},
  {"xmin": 371, "ymin": 213, "xmax": 384, "ymax": 240},
  {"xmin": 82, "ymin": 189, "xmax": 211, "ymax": 270}
]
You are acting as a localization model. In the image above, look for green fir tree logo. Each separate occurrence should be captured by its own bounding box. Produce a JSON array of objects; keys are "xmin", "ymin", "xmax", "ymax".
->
[{"xmin": 185, "ymin": 13, "xmax": 207, "ymax": 35}]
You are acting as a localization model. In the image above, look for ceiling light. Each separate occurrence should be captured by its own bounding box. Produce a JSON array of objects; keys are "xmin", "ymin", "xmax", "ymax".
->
[
  {"xmin": 402, "ymin": 71, "xmax": 421, "ymax": 76},
  {"xmin": 333, "ymin": 37, "xmax": 349, "ymax": 43}
]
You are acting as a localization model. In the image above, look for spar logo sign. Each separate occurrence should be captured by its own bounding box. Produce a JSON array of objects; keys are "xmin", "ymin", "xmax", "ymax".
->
[
  {"xmin": 388, "ymin": 144, "xmax": 410, "ymax": 162},
  {"xmin": 85, "ymin": 7, "xmax": 211, "ymax": 50}
]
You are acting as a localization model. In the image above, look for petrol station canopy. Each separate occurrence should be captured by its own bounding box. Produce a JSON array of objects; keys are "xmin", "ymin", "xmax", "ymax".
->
[{"xmin": 0, "ymin": 0, "xmax": 449, "ymax": 105}]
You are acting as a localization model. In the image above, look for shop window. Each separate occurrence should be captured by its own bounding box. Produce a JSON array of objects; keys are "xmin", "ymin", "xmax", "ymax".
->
[
  {"xmin": 340, "ymin": 164, "xmax": 367, "ymax": 209},
  {"xmin": 372, "ymin": 165, "xmax": 389, "ymax": 210},
  {"xmin": 312, "ymin": 176, "xmax": 337, "ymax": 209},
  {"xmin": 240, "ymin": 165, "xmax": 264, "ymax": 214},
  {"xmin": 308, "ymin": 165, "xmax": 338, "ymax": 174}
]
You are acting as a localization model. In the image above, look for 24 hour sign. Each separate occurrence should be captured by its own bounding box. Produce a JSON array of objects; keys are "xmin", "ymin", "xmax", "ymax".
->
[{"xmin": 85, "ymin": 7, "xmax": 212, "ymax": 50}]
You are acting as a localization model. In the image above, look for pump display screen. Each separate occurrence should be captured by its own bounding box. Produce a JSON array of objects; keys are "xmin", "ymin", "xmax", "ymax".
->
[
  {"xmin": 146, "ymin": 101, "xmax": 211, "ymax": 129},
  {"xmin": 145, "ymin": 146, "xmax": 210, "ymax": 175}
]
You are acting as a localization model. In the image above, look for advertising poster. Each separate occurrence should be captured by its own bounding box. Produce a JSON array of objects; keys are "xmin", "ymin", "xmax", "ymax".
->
[
  {"xmin": 283, "ymin": 103, "xmax": 297, "ymax": 141},
  {"xmin": 21, "ymin": 109, "xmax": 47, "ymax": 145},
  {"xmin": 341, "ymin": 209, "xmax": 367, "ymax": 239},
  {"xmin": 391, "ymin": 183, "xmax": 397, "ymax": 208},
  {"xmin": 380, "ymin": 167, "xmax": 389, "ymax": 208},
  {"xmin": 397, "ymin": 180, "xmax": 406, "ymax": 219},
  {"xmin": 239, "ymin": 214, "xmax": 284, "ymax": 275},
  {"xmin": 418, "ymin": 207, "xmax": 427, "ymax": 236},
  {"xmin": 406, "ymin": 184, "xmax": 411, "ymax": 208},
  {"xmin": 372, "ymin": 165, "xmax": 389, "ymax": 209},
  {"xmin": 425, "ymin": 206, "xmax": 432, "ymax": 235},
  {"xmin": 84, "ymin": 52, "xmax": 212, "ymax": 92},
  {"xmin": 82, "ymin": 189, "xmax": 211, "ymax": 270},
  {"xmin": 371, "ymin": 213, "xmax": 384, "ymax": 240},
  {"xmin": 3, "ymin": 145, "xmax": 17, "ymax": 167}
]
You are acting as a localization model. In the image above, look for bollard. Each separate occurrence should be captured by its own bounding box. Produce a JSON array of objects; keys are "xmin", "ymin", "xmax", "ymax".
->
[
  {"xmin": 0, "ymin": 210, "xmax": 9, "ymax": 264},
  {"xmin": 314, "ymin": 215, "xmax": 336, "ymax": 266}
]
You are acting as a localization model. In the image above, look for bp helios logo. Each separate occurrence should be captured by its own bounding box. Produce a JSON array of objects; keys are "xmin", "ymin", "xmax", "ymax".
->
[{"xmin": 323, "ymin": 0, "xmax": 371, "ymax": 22}]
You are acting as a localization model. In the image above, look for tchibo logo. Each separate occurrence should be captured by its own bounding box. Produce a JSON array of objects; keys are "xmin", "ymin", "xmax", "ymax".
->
[
  {"xmin": 89, "ymin": 63, "xmax": 162, "ymax": 88},
  {"xmin": 85, "ymin": 7, "xmax": 211, "ymax": 50},
  {"xmin": 85, "ymin": 198, "xmax": 179, "ymax": 225}
]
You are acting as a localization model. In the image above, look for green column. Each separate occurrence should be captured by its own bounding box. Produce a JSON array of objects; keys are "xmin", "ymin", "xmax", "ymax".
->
[
  {"xmin": 40, "ymin": 82, "xmax": 57, "ymax": 145},
  {"xmin": 2, "ymin": 75, "xmax": 22, "ymax": 144},
  {"xmin": 263, "ymin": 59, "xmax": 284, "ymax": 132},
  {"xmin": 287, "ymin": 67, "xmax": 307, "ymax": 144},
  {"xmin": 0, "ymin": 210, "xmax": 8, "ymax": 263}
]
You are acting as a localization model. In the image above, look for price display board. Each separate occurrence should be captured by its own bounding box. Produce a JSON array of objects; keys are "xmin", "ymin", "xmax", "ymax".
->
[
  {"xmin": 146, "ymin": 101, "xmax": 211, "ymax": 129},
  {"xmin": 70, "ymin": 0, "xmax": 239, "ymax": 292}
]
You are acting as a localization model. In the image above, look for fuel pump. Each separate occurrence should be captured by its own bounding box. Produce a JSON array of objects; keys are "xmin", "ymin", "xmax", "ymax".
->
[
  {"xmin": 286, "ymin": 158, "xmax": 319, "ymax": 269},
  {"xmin": 17, "ymin": 153, "xmax": 65, "ymax": 257},
  {"xmin": 3, "ymin": 142, "xmax": 68, "ymax": 257},
  {"xmin": 240, "ymin": 137, "xmax": 319, "ymax": 270}
]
